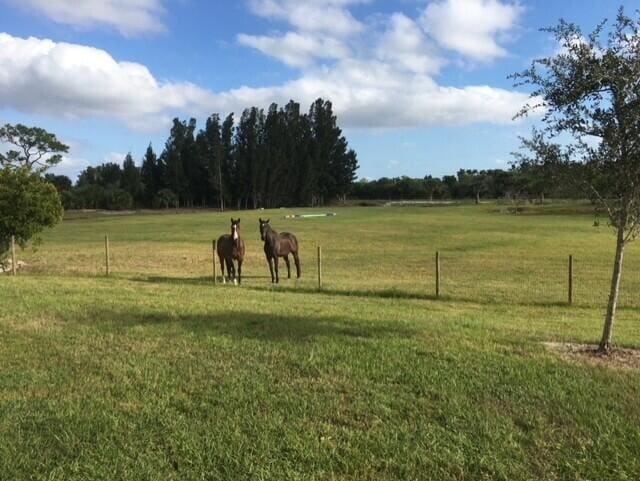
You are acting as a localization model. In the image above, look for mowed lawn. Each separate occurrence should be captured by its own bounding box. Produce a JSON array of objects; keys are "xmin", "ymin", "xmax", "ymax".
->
[{"xmin": 1, "ymin": 204, "xmax": 639, "ymax": 480}]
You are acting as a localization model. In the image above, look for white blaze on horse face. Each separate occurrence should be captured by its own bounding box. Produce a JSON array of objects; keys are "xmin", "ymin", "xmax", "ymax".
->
[{"xmin": 233, "ymin": 225, "xmax": 238, "ymax": 240}]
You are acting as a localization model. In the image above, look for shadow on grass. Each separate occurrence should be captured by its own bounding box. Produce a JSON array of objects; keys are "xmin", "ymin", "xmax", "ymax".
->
[
  {"xmin": 132, "ymin": 276, "xmax": 627, "ymax": 310},
  {"xmin": 247, "ymin": 284, "xmax": 440, "ymax": 302},
  {"xmin": 246, "ymin": 284, "xmax": 640, "ymax": 311},
  {"xmin": 31, "ymin": 272, "xmax": 637, "ymax": 311},
  {"xmin": 244, "ymin": 284, "xmax": 579, "ymax": 309},
  {"xmin": 131, "ymin": 275, "xmax": 273, "ymax": 286},
  {"xmin": 78, "ymin": 307, "xmax": 417, "ymax": 342},
  {"xmin": 133, "ymin": 276, "xmax": 444, "ymax": 303}
]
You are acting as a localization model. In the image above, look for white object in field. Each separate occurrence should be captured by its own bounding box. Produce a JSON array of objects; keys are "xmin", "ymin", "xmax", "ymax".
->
[
  {"xmin": 1, "ymin": 260, "xmax": 26, "ymax": 273},
  {"xmin": 284, "ymin": 213, "xmax": 337, "ymax": 219}
]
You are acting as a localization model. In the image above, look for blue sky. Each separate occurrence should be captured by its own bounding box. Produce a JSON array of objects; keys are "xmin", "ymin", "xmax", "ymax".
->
[{"xmin": 0, "ymin": 0, "xmax": 634, "ymax": 181}]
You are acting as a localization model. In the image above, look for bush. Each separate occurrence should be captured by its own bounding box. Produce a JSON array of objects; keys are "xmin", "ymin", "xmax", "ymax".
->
[
  {"xmin": 104, "ymin": 188, "xmax": 133, "ymax": 210},
  {"xmin": 0, "ymin": 167, "xmax": 63, "ymax": 262},
  {"xmin": 153, "ymin": 189, "xmax": 178, "ymax": 209}
]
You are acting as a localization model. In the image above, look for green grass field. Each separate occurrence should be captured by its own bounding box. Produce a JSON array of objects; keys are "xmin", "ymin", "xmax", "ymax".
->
[{"xmin": 1, "ymin": 204, "xmax": 639, "ymax": 480}]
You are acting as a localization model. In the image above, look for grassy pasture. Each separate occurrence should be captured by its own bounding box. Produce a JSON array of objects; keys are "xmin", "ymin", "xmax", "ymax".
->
[{"xmin": 1, "ymin": 204, "xmax": 639, "ymax": 480}]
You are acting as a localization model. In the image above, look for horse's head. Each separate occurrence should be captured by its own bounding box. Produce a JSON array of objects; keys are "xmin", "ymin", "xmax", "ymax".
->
[
  {"xmin": 258, "ymin": 218, "xmax": 270, "ymax": 241},
  {"xmin": 230, "ymin": 218, "xmax": 241, "ymax": 241}
]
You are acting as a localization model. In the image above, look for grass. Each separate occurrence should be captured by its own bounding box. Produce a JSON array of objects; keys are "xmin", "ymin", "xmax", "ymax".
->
[{"xmin": 1, "ymin": 203, "xmax": 639, "ymax": 480}]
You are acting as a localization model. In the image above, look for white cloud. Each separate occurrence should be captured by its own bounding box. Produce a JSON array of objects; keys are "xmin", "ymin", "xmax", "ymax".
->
[
  {"xmin": 9, "ymin": 0, "xmax": 165, "ymax": 37},
  {"xmin": 216, "ymin": 60, "xmax": 531, "ymax": 129},
  {"xmin": 50, "ymin": 155, "xmax": 91, "ymax": 178},
  {"xmin": 238, "ymin": 32, "xmax": 350, "ymax": 67},
  {"xmin": 247, "ymin": 0, "xmax": 369, "ymax": 37},
  {"xmin": 0, "ymin": 31, "xmax": 533, "ymax": 132},
  {"xmin": 0, "ymin": 33, "xmax": 215, "ymax": 130},
  {"xmin": 376, "ymin": 13, "xmax": 444, "ymax": 75},
  {"xmin": 420, "ymin": 0, "xmax": 524, "ymax": 62},
  {"xmin": 228, "ymin": 1, "xmax": 531, "ymax": 129},
  {"xmin": 104, "ymin": 152, "xmax": 127, "ymax": 165}
]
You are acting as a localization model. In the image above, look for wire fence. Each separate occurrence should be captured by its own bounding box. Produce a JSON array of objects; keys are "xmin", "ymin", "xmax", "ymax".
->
[{"xmin": 8, "ymin": 235, "xmax": 640, "ymax": 310}]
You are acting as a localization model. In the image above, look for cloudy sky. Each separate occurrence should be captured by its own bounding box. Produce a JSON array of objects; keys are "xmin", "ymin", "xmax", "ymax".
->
[{"xmin": 0, "ymin": 0, "xmax": 632, "ymax": 180}]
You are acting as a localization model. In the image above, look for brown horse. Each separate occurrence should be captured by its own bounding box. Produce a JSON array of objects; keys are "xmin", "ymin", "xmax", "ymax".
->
[
  {"xmin": 259, "ymin": 218, "xmax": 301, "ymax": 283},
  {"xmin": 217, "ymin": 218, "xmax": 245, "ymax": 284}
]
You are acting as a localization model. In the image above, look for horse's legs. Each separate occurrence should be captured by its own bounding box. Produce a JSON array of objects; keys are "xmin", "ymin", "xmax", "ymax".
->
[
  {"xmin": 284, "ymin": 255, "xmax": 291, "ymax": 278},
  {"xmin": 274, "ymin": 256, "xmax": 280, "ymax": 284},
  {"xmin": 219, "ymin": 256, "xmax": 226, "ymax": 284},
  {"xmin": 237, "ymin": 258, "xmax": 242, "ymax": 285},
  {"xmin": 226, "ymin": 258, "xmax": 234, "ymax": 283},
  {"xmin": 267, "ymin": 256, "xmax": 275, "ymax": 283},
  {"xmin": 232, "ymin": 259, "xmax": 237, "ymax": 285},
  {"xmin": 293, "ymin": 251, "xmax": 301, "ymax": 278}
]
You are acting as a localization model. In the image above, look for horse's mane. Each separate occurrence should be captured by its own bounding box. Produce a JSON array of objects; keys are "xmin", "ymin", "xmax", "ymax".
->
[{"xmin": 263, "ymin": 223, "xmax": 277, "ymax": 237}]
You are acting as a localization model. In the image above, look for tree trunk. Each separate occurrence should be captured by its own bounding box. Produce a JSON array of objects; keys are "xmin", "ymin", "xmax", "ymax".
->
[
  {"xmin": 598, "ymin": 226, "xmax": 626, "ymax": 354},
  {"xmin": 475, "ymin": 191, "xmax": 480, "ymax": 205}
]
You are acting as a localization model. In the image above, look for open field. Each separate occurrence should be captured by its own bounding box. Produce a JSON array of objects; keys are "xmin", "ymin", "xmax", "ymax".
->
[{"xmin": 1, "ymin": 204, "xmax": 640, "ymax": 480}]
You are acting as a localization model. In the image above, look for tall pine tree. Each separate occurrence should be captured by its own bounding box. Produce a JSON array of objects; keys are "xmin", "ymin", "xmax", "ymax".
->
[
  {"xmin": 220, "ymin": 113, "xmax": 235, "ymax": 211},
  {"xmin": 161, "ymin": 118, "xmax": 190, "ymax": 207},
  {"xmin": 140, "ymin": 143, "xmax": 162, "ymax": 207},
  {"xmin": 308, "ymin": 98, "xmax": 358, "ymax": 205},
  {"xmin": 120, "ymin": 152, "xmax": 142, "ymax": 204}
]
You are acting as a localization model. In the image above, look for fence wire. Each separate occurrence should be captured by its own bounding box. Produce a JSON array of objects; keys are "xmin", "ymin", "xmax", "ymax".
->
[{"xmin": 13, "ymin": 239, "xmax": 640, "ymax": 309}]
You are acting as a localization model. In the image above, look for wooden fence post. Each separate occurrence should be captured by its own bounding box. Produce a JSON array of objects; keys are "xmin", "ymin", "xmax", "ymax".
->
[
  {"xmin": 104, "ymin": 235, "xmax": 110, "ymax": 276},
  {"xmin": 317, "ymin": 245, "xmax": 323, "ymax": 289},
  {"xmin": 11, "ymin": 235, "xmax": 16, "ymax": 276},
  {"xmin": 212, "ymin": 240, "xmax": 217, "ymax": 284},
  {"xmin": 568, "ymin": 254, "xmax": 573, "ymax": 305},
  {"xmin": 435, "ymin": 251, "xmax": 441, "ymax": 298}
]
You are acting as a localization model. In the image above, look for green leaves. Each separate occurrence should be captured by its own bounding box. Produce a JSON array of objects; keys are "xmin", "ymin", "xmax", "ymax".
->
[
  {"xmin": 512, "ymin": 7, "xmax": 640, "ymax": 236},
  {"xmin": 0, "ymin": 167, "xmax": 63, "ymax": 260},
  {"xmin": 0, "ymin": 123, "xmax": 69, "ymax": 172}
]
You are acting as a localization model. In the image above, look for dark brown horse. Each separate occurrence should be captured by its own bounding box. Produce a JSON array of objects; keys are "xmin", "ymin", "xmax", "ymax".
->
[
  {"xmin": 259, "ymin": 218, "xmax": 301, "ymax": 283},
  {"xmin": 217, "ymin": 218, "xmax": 245, "ymax": 284}
]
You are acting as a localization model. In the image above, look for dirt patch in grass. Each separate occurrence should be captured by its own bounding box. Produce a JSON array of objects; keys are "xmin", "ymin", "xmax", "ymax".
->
[{"xmin": 544, "ymin": 342, "xmax": 640, "ymax": 371}]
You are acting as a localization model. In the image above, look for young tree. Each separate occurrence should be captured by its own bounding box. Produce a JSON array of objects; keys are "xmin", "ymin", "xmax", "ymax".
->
[
  {"xmin": 0, "ymin": 124, "xmax": 69, "ymax": 171},
  {"xmin": 0, "ymin": 168, "xmax": 63, "ymax": 264},
  {"xmin": 512, "ymin": 8, "xmax": 640, "ymax": 353}
]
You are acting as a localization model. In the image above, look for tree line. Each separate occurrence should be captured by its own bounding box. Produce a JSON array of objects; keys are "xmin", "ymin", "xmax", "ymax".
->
[
  {"xmin": 351, "ymin": 165, "xmax": 584, "ymax": 203},
  {"xmin": 58, "ymin": 98, "xmax": 358, "ymax": 210},
  {"xmin": 50, "ymin": 154, "xmax": 589, "ymax": 211}
]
